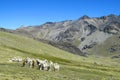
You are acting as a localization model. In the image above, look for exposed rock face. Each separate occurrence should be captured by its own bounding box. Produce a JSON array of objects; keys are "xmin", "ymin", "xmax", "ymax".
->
[
  {"xmin": 13, "ymin": 14, "xmax": 120, "ymax": 55},
  {"xmin": 78, "ymin": 31, "xmax": 112, "ymax": 50},
  {"xmin": 112, "ymin": 55, "xmax": 120, "ymax": 59},
  {"xmin": 109, "ymin": 44, "xmax": 120, "ymax": 53},
  {"xmin": 103, "ymin": 21, "xmax": 120, "ymax": 34}
]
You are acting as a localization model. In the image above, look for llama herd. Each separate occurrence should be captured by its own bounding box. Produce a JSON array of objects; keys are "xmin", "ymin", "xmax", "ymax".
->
[{"xmin": 9, "ymin": 57, "xmax": 60, "ymax": 71}]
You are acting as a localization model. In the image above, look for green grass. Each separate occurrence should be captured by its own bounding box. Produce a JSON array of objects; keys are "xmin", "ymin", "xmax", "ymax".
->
[{"xmin": 0, "ymin": 31, "xmax": 120, "ymax": 80}]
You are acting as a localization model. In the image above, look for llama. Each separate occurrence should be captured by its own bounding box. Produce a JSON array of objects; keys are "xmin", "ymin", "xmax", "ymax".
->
[
  {"xmin": 22, "ymin": 57, "xmax": 35, "ymax": 68},
  {"xmin": 42, "ymin": 62, "xmax": 50, "ymax": 71},
  {"xmin": 37, "ymin": 59, "xmax": 51, "ymax": 71},
  {"xmin": 53, "ymin": 63, "xmax": 60, "ymax": 71},
  {"xmin": 9, "ymin": 57, "xmax": 23, "ymax": 62}
]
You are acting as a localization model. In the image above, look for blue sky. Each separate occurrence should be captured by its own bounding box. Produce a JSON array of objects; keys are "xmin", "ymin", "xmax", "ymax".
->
[{"xmin": 0, "ymin": 0, "xmax": 120, "ymax": 29}]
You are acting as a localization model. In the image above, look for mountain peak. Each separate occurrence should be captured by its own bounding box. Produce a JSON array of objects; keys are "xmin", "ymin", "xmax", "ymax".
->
[
  {"xmin": 107, "ymin": 14, "xmax": 117, "ymax": 17},
  {"xmin": 19, "ymin": 25, "xmax": 26, "ymax": 29},
  {"xmin": 45, "ymin": 22, "xmax": 54, "ymax": 24},
  {"xmin": 79, "ymin": 15, "xmax": 90, "ymax": 20}
]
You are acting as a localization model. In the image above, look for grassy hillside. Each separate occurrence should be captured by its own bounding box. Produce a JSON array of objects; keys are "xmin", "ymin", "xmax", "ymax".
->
[{"xmin": 0, "ymin": 31, "xmax": 120, "ymax": 80}]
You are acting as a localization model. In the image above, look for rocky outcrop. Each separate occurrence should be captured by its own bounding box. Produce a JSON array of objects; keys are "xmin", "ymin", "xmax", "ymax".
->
[
  {"xmin": 112, "ymin": 55, "xmax": 120, "ymax": 58},
  {"xmin": 109, "ymin": 44, "xmax": 120, "ymax": 53}
]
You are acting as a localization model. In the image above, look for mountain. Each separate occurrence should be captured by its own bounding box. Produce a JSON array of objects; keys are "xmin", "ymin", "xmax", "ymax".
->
[{"xmin": 13, "ymin": 14, "xmax": 120, "ymax": 57}]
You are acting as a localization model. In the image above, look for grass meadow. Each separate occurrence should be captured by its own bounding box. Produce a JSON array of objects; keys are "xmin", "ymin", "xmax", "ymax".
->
[{"xmin": 0, "ymin": 31, "xmax": 120, "ymax": 80}]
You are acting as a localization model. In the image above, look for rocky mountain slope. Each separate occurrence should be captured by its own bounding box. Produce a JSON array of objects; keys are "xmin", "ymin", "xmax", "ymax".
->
[{"xmin": 12, "ymin": 14, "xmax": 120, "ymax": 57}]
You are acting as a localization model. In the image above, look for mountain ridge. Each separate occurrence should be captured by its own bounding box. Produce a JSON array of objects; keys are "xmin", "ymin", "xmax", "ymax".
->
[{"xmin": 1, "ymin": 14, "xmax": 120, "ymax": 57}]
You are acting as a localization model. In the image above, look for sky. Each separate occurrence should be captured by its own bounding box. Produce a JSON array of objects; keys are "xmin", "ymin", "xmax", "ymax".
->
[{"xmin": 0, "ymin": 0, "xmax": 120, "ymax": 30}]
